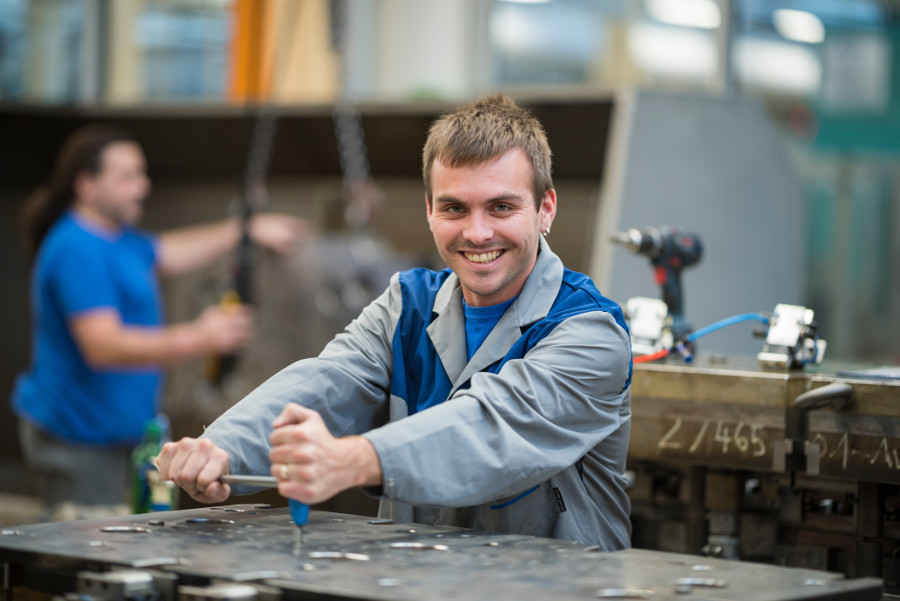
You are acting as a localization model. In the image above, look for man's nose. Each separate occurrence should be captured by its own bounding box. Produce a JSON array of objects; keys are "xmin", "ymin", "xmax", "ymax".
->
[{"xmin": 463, "ymin": 213, "xmax": 493, "ymax": 243}]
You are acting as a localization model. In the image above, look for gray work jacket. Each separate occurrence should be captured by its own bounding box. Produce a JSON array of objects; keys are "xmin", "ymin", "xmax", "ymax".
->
[{"xmin": 204, "ymin": 238, "xmax": 632, "ymax": 549}]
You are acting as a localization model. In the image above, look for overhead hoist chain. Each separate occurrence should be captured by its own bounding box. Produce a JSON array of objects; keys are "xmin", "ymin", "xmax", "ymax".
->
[
  {"xmin": 330, "ymin": 0, "xmax": 383, "ymax": 231},
  {"xmin": 206, "ymin": 106, "xmax": 279, "ymax": 387}
]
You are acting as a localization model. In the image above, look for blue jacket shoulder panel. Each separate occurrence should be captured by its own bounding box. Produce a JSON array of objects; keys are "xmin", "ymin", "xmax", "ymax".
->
[{"xmin": 392, "ymin": 268, "xmax": 453, "ymax": 414}]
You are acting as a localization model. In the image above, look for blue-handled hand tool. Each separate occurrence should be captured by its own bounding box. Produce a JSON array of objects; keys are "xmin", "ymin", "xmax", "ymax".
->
[{"xmin": 219, "ymin": 474, "xmax": 309, "ymax": 556}]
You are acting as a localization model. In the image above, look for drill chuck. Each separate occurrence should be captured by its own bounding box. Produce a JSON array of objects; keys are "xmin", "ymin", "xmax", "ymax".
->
[
  {"xmin": 610, "ymin": 227, "xmax": 664, "ymax": 257},
  {"xmin": 611, "ymin": 226, "xmax": 702, "ymax": 267}
]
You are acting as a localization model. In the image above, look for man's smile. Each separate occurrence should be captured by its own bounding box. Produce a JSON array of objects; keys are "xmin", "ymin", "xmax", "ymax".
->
[{"xmin": 463, "ymin": 250, "xmax": 503, "ymax": 264}]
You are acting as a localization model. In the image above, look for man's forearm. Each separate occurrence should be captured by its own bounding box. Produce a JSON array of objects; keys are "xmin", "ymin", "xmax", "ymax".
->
[
  {"xmin": 156, "ymin": 218, "xmax": 241, "ymax": 277},
  {"xmin": 77, "ymin": 321, "xmax": 211, "ymax": 367},
  {"xmin": 71, "ymin": 307, "xmax": 250, "ymax": 369}
]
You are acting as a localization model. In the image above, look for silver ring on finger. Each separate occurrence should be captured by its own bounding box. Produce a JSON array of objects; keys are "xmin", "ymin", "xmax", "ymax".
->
[{"xmin": 280, "ymin": 463, "xmax": 289, "ymax": 480}]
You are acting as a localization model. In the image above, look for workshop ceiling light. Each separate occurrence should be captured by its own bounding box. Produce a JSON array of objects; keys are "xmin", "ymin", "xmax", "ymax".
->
[
  {"xmin": 491, "ymin": 2, "xmax": 599, "ymax": 59},
  {"xmin": 492, "ymin": 7, "xmax": 542, "ymax": 53},
  {"xmin": 773, "ymin": 9, "xmax": 825, "ymax": 44},
  {"xmin": 734, "ymin": 37, "xmax": 821, "ymax": 95},
  {"xmin": 496, "ymin": 0, "xmax": 551, "ymax": 4},
  {"xmin": 644, "ymin": 0, "xmax": 721, "ymax": 30},
  {"xmin": 629, "ymin": 23, "xmax": 717, "ymax": 80}
]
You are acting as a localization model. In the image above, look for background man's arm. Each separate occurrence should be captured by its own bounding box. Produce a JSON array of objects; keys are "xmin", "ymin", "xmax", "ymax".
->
[
  {"xmin": 75, "ymin": 213, "xmax": 309, "ymax": 368},
  {"xmin": 70, "ymin": 305, "xmax": 251, "ymax": 368},
  {"xmin": 156, "ymin": 214, "xmax": 309, "ymax": 277}
]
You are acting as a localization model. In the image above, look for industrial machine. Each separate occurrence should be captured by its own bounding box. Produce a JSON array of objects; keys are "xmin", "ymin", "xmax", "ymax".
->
[
  {"xmin": 625, "ymin": 355, "xmax": 900, "ymax": 596},
  {"xmin": 612, "ymin": 223, "xmax": 897, "ymax": 595}
]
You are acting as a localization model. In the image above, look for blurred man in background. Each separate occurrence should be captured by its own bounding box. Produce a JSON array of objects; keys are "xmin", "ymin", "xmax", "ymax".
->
[{"xmin": 11, "ymin": 124, "xmax": 308, "ymax": 520}]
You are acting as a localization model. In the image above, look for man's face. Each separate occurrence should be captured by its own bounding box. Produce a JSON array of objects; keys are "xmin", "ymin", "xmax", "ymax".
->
[
  {"xmin": 426, "ymin": 148, "xmax": 556, "ymax": 307},
  {"xmin": 79, "ymin": 142, "xmax": 151, "ymax": 229}
]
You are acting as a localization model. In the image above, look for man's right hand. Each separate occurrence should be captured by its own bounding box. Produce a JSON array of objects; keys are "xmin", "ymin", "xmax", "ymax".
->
[
  {"xmin": 194, "ymin": 304, "xmax": 253, "ymax": 354},
  {"xmin": 157, "ymin": 437, "xmax": 231, "ymax": 503}
]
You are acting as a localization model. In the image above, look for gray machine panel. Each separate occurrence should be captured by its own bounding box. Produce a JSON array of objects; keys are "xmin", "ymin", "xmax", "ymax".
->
[{"xmin": 590, "ymin": 89, "xmax": 805, "ymax": 356}]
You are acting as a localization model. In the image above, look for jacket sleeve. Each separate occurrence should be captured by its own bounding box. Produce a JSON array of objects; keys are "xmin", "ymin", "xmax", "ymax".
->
[
  {"xmin": 201, "ymin": 274, "xmax": 403, "ymax": 487},
  {"xmin": 363, "ymin": 309, "xmax": 631, "ymax": 507}
]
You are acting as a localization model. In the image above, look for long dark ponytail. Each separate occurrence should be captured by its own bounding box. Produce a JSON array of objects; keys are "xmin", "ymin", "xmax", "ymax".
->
[{"xmin": 21, "ymin": 124, "xmax": 138, "ymax": 261}]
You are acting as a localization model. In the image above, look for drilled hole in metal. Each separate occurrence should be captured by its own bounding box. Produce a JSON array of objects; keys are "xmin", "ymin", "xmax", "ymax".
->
[
  {"xmin": 99, "ymin": 526, "xmax": 151, "ymax": 533},
  {"xmin": 185, "ymin": 518, "xmax": 236, "ymax": 525}
]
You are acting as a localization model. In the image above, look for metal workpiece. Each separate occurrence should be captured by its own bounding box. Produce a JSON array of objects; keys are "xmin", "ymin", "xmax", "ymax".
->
[{"xmin": 0, "ymin": 506, "xmax": 882, "ymax": 600}]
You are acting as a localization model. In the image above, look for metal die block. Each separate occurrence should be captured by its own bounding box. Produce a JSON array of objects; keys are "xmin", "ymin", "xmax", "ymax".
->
[
  {"xmin": 77, "ymin": 570, "xmax": 158, "ymax": 601},
  {"xmin": 179, "ymin": 583, "xmax": 258, "ymax": 601}
]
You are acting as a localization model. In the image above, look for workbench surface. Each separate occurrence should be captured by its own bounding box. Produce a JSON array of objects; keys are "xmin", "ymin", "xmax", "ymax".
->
[{"xmin": 0, "ymin": 505, "xmax": 883, "ymax": 600}]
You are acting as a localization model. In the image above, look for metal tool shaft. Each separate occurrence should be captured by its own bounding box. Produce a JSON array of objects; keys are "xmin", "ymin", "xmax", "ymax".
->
[
  {"xmin": 293, "ymin": 526, "xmax": 303, "ymax": 558},
  {"xmin": 221, "ymin": 474, "xmax": 308, "ymax": 558},
  {"xmin": 219, "ymin": 474, "xmax": 277, "ymax": 488}
]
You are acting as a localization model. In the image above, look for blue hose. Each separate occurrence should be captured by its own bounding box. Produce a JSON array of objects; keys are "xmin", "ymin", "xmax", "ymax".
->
[{"xmin": 687, "ymin": 313, "xmax": 769, "ymax": 342}]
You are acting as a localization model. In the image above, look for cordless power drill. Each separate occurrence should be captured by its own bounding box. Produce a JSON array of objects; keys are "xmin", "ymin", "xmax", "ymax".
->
[{"xmin": 611, "ymin": 226, "xmax": 703, "ymax": 344}]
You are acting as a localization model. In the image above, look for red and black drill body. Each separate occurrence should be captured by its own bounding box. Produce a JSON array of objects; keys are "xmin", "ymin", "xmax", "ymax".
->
[{"xmin": 612, "ymin": 225, "xmax": 703, "ymax": 343}]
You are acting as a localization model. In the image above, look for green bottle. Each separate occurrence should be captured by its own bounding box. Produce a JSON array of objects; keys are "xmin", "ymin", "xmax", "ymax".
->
[{"xmin": 131, "ymin": 414, "xmax": 177, "ymax": 513}]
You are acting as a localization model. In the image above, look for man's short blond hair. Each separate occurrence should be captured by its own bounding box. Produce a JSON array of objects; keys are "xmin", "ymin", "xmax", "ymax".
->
[{"xmin": 422, "ymin": 93, "xmax": 553, "ymax": 208}]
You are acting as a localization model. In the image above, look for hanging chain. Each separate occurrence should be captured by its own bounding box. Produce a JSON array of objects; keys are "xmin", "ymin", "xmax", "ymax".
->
[
  {"xmin": 330, "ymin": 0, "xmax": 383, "ymax": 231},
  {"xmin": 243, "ymin": 107, "xmax": 279, "ymax": 219}
]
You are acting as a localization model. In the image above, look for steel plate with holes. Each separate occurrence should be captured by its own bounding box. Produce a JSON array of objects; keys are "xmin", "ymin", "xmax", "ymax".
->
[{"xmin": 0, "ymin": 505, "xmax": 882, "ymax": 600}]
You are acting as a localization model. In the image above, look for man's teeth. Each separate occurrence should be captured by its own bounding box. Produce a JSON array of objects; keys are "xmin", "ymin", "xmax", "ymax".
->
[{"xmin": 465, "ymin": 250, "xmax": 501, "ymax": 263}]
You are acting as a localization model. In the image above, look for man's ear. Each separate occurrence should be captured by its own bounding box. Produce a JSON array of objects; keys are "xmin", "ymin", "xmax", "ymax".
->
[
  {"xmin": 73, "ymin": 171, "xmax": 95, "ymax": 205},
  {"xmin": 540, "ymin": 188, "xmax": 557, "ymax": 228},
  {"xmin": 425, "ymin": 196, "xmax": 433, "ymax": 229}
]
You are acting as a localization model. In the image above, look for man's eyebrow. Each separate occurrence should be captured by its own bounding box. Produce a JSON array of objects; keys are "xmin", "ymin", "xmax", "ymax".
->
[
  {"xmin": 433, "ymin": 192, "xmax": 525, "ymax": 205},
  {"xmin": 432, "ymin": 194, "xmax": 460, "ymax": 205}
]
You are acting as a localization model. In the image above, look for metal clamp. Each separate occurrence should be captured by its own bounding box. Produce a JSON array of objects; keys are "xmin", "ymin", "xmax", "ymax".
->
[
  {"xmin": 773, "ymin": 383, "xmax": 854, "ymax": 476},
  {"xmin": 758, "ymin": 304, "xmax": 827, "ymax": 370}
]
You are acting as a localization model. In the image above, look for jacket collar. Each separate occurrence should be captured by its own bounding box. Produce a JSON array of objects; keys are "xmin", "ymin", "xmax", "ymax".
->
[{"xmin": 427, "ymin": 237, "xmax": 564, "ymax": 390}]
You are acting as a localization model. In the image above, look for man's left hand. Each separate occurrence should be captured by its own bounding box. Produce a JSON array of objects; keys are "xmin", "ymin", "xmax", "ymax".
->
[
  {"xmin": 269, "ymin": 403, "xmax": 383, "ymax": 505},
  {"xmin": 249, "ymin": 214, "xmax": 313, "ymax": 254}
]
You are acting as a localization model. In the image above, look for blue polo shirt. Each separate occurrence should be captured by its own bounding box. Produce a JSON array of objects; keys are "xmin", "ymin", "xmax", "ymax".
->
[{"xmin": 12, "ymin": 212, "xmax": 163, "ymax": 446}]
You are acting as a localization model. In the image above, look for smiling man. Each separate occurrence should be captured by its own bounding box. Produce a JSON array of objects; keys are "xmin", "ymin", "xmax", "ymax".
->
[
  {"xmin": 159, "ymin": 94, "xmax": 633, "ymax": 549},
  {"xmin": 427, "ymin": 147, "xmax": 553, "ymax": 307}
]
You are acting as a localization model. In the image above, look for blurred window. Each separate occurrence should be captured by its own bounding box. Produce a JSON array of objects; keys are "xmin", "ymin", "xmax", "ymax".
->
[
  {"xmin": 489, "ymin": 0, "xmax": 614, "ymax": 86},
  {"xmin": 0, "ymin": 0, "xmax": 232, "ymax": 104},
  {"xmin": 137, "ymin": 2, "xmax": 231, "ymax": 101},
  {"xmin": 0, "ymin": 0, "xmax": 83, "ymax": 102},
  {"xmin": 0, "ymin": 0, "xmax": 27, "ymax": 100}
]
